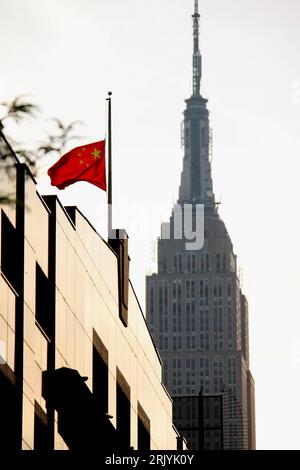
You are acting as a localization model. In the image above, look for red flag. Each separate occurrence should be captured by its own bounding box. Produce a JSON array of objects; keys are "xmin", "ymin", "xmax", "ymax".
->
[{"xmin": 48, "ymin": 140, "xmax": 106, "ymax": 191}]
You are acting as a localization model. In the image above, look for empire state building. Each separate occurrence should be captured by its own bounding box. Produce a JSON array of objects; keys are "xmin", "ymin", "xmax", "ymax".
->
[{"xmin": 146, "ymin": 1, "xmax": 256, "ymax": 450}]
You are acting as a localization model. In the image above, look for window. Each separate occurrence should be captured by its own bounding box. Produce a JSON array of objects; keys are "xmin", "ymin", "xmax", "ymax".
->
[
  {"xmin": 205, "ymin": 254, "xmax": 210, "ymax": 273},
  {"xmin": 227, "ymin": 280, "xmax": 232, "ymax": 298},
  {"xmin": 186, "ymin": 253, "xmax": 196, "ymax": 273},
  {"xmin": 200, "ymin": 358, "xmax": 210, "ymax": 394},
  {"xmin": 186, "ymin": 281, "xmax": 196, "ymax": 351},
  {"xmin": 212, "ymin": 279, "xmax": 223, "ymax": 352},
  {"xmin": 171, "ymin": 359, "xmax": 182, "ymax": 395},
  {"xmin": 199, "ymin": 279, "xmax": 209, "ymax": 351},
  {"xmin": 185, "ymin": 127, "xmax": 190, "ymax": 149},
  {"xmin": 163, "ymin": 359, "xmax": 168, "ymax": 386},
  {"xmin": 172, "ymin": 281, "xmax": 182, "ymax": 351},
  {"xmin": 158, "ymin": 256, "xmax": 167, "ymax": 274},
  {"xmin": 216, "ymin": 254, "xmax": 221, "ymax": 273},
  {"xmin": 116, "ymin": 368, "xmax": 131, "ymax": 449},
  {"xmin": 222, "ymin": 254, "xmax": 226, "ymax": 272},
  {"xmin": 186, "ymin": 280, "xmax": 190, "ymax": 299},
  {"xmin": 227, "ymin": 279, "xmax": 233, "ymax": 349},
  {"xmin": 173, "ymin": 254, "xmax": 183, "ymax": 273},
  {"xmin": 201, "ymin": 127, "xmax": 207, "ymax": 148},
  {"xmin": 35, "ymin": 263, "xmax": 52, "ymax": 339},
  {"xmin": 34, "ymin": 401, "xmax": 50, "ymax": 451},
  {"xmin": 138, "ymin": 403, "xmax": 150, "ymax": 450},
  {"xmin": 1, "ymin": 210, "xmax": 18, "ymax": 291},
  {"xmin": 216, "ymin": 253, "xmax": 226, "ymax": 273},
  {"xmin": 227, "ymin": 357, "xmax": 237, "ymax": 395},
  {"xmin": 149, "ymin": 282, "xmax": 155, "ymax": 328},
  {"xmin": 213, "ymin": 358, "xmax": 224, "ymax": 394},
  {"xmin": 158, "ymin": 281, "xmax": 169, "ymax": 350},
  {"xmin": 93, "ymin": 329, "xmax": 108, "ymax": 414},
  {"xmin": 0, "ymin": 369, "xmax": 17, "ymax": 451},
  {"xmin": 200, "ymin": 254, "xmax": 205, "ymax": 273},
  {"xmin": 200, "ymin": 253, "xmax": 210, "ymax": 273},
  {"xmin": 186, "ymin": 280, "xmax": 195, "ymax": 300}
]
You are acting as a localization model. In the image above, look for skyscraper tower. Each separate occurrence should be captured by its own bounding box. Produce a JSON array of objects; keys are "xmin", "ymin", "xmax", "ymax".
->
[{"xmin": 146, "ymin": 1, "xmax": 255, "ymax": 450}]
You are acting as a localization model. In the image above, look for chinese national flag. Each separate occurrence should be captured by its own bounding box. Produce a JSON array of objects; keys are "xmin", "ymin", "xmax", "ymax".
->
[{"xmin": 48, "ymin": 140, "xmax": 106, "ymax": 191}]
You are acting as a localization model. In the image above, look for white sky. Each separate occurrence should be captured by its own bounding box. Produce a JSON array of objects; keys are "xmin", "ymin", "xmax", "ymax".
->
[{"xmin": 1, "ymin": 0, "xmax": 300, "ymax": 450}]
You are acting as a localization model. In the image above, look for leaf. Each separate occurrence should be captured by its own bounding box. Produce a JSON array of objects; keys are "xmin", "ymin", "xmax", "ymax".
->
[
  {"xmin": 1, "ymin": 94, "xmax": 40, "ymax": 123},
  {"xmin": 15, "ymin": 149, "xmax": 38, "ymax": 175},
  {"xmin": 0, "ymin": 195, "xmax": 16, "ymax": 205}
]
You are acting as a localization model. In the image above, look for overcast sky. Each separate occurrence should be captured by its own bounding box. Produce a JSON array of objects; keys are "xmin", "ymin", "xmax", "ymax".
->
[{"xmin": 1, "ymin": 0, "xmax": 300, "ymax": 450}]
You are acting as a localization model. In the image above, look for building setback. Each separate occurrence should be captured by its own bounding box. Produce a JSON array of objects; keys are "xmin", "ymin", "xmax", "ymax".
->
[
  {"xmin": 0, "ymin": 131, "xmax": 183, "ymax": 451},
  {"xmin": 146, "ymin": 1, "xmax": 255, "ymax": 450}
]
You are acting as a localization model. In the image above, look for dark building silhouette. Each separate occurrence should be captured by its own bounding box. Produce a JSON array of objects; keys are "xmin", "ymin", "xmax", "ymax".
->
[
  {"xmin": 146, "ymin": 1, "xmax": 256, "ymax": 450},
  {"xmin": 0, "ymin": 130, "xmax": 184, "ymax": 451},
  {"xmin": 173, "ymin": 390, "xmax": 248, "ymax": 450}
]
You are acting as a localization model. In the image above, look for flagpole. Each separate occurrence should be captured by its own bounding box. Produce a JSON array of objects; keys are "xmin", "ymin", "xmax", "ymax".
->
[{"xmin": 107, "ymin": 91, "xmax": 112, "ymax": 238}]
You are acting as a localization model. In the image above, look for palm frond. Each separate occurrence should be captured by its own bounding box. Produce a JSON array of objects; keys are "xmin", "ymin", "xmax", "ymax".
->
[
  {"xmin": 0, "ymin": 195, "xmax": 16, "ymax": 205},
  {"xmin": 1, "ymin": 95, "xmax": 40, "ymax": 123},
  {"xmin": 48, "ymin": 117, "xmax": 65, "ymax": 131},
  {"xmin": 44, "ymin": 118, "xmax": 85, "ymax": 153},
  {"xmin": 38, "ymin": 144, "xmax": 57, "ymax": 153},
  {"xmin": 16, "ymin": 149, "xmax": 38, "ymax": 175},
  {"xmin": 66, "ymin": 120, "xmax": 84, "ymax": 132}
]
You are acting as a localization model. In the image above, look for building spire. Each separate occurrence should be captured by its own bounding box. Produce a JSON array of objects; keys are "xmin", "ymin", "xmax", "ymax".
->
[{"xmin": 192, "ymin": 0, "xmax": 202, "ymax": 96}]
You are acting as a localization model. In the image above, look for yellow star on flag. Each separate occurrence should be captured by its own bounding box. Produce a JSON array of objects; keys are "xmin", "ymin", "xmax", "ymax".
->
[{"xmin": 91, "ymin": 147, "xmax": 101, "ymax": 160}]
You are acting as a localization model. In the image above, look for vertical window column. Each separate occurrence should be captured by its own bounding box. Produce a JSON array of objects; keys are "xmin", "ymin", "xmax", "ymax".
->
[
  {"xmin": 227, "ymin": 279, "xmax": 233, "ymax": 349},
  {"xmin": 227, "ymin": 357, "xmax": 237, "ymax": 396},
  {"xmin": 200, "ymin": 253, "xmax": 210, "ymax": 273},
  {"xmin": 186, "ymin": 280, "xmax": 196, "ymax": 351},
  {"xmin": 171, "ymin": 358, "xmax": 182, "ymax": 396},
  {"xmin": 187, "ymin": 253, "xmax": 197, "ymax": 273},
  {"xmin": 0, "ymin": 210, "xmax": 18, "ymax": 291},
  {"xmin": 34, "ymin": 401, "xmax": 50, "ymax": 451},
  {"xmin": 173, "ymin": 254, "xmax": 183, "ymax": 274},
  {"xmin": 199, "ymin": 279, "xmax": 209, "ymax": 351},
  {"xmin": 158, "ymin": 281, "xmax": 169, "ymax": 351},
  {"xmin": 93, "ymin": 329, "xmax": 109, "ymax": 415},
  {"xmin": 213, "ymin": 358, "xmax": 224, "ymax": 394},
  {"xmin": 213, "ymin": 279, "xmax": 224, "ymax": 352},
  {"xmin": 149, "ymin": 282, "xmax": 155, "ymax": 335},
  {"xmin": 116, "ymin": 368, "xmax": 131, "ymax": 449},
  {"xmin": 200, "ymin": 358, "xmax": 210, "ymax": 395},
  {"xmin": 137, "ymin": 403, "xmax": 150, "ymax": 450},
  {"xmin": 162, "ymin": 359, "xmax": 168, "ymax": 387},
  {"xmin": 172, "ymin": 281, "xmax": 182, "ymax": 351}
]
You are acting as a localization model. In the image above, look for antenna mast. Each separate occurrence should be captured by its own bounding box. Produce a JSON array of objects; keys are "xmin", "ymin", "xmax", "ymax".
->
[{"xmin": 192, "ymin": 0, "xmax": 202, "ymax": 96}]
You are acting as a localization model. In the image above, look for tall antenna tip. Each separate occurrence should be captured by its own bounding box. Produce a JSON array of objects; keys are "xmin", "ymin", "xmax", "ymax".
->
[{"xmin": 193, "ymin": 0, "xmax": 200, "ymax": 17}]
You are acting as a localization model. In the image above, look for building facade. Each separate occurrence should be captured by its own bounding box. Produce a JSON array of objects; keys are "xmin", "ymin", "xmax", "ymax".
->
[
  {"xmin": 146, "ymin": 1, "xmax": 256, "ymax": 450},
  {"xmin": 0, "ymin": 131, "xmax": 182, "ymax": 451},
  {"xmin": 173, "ymin": 390, "xmax": 248, "ymax": 450}
]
